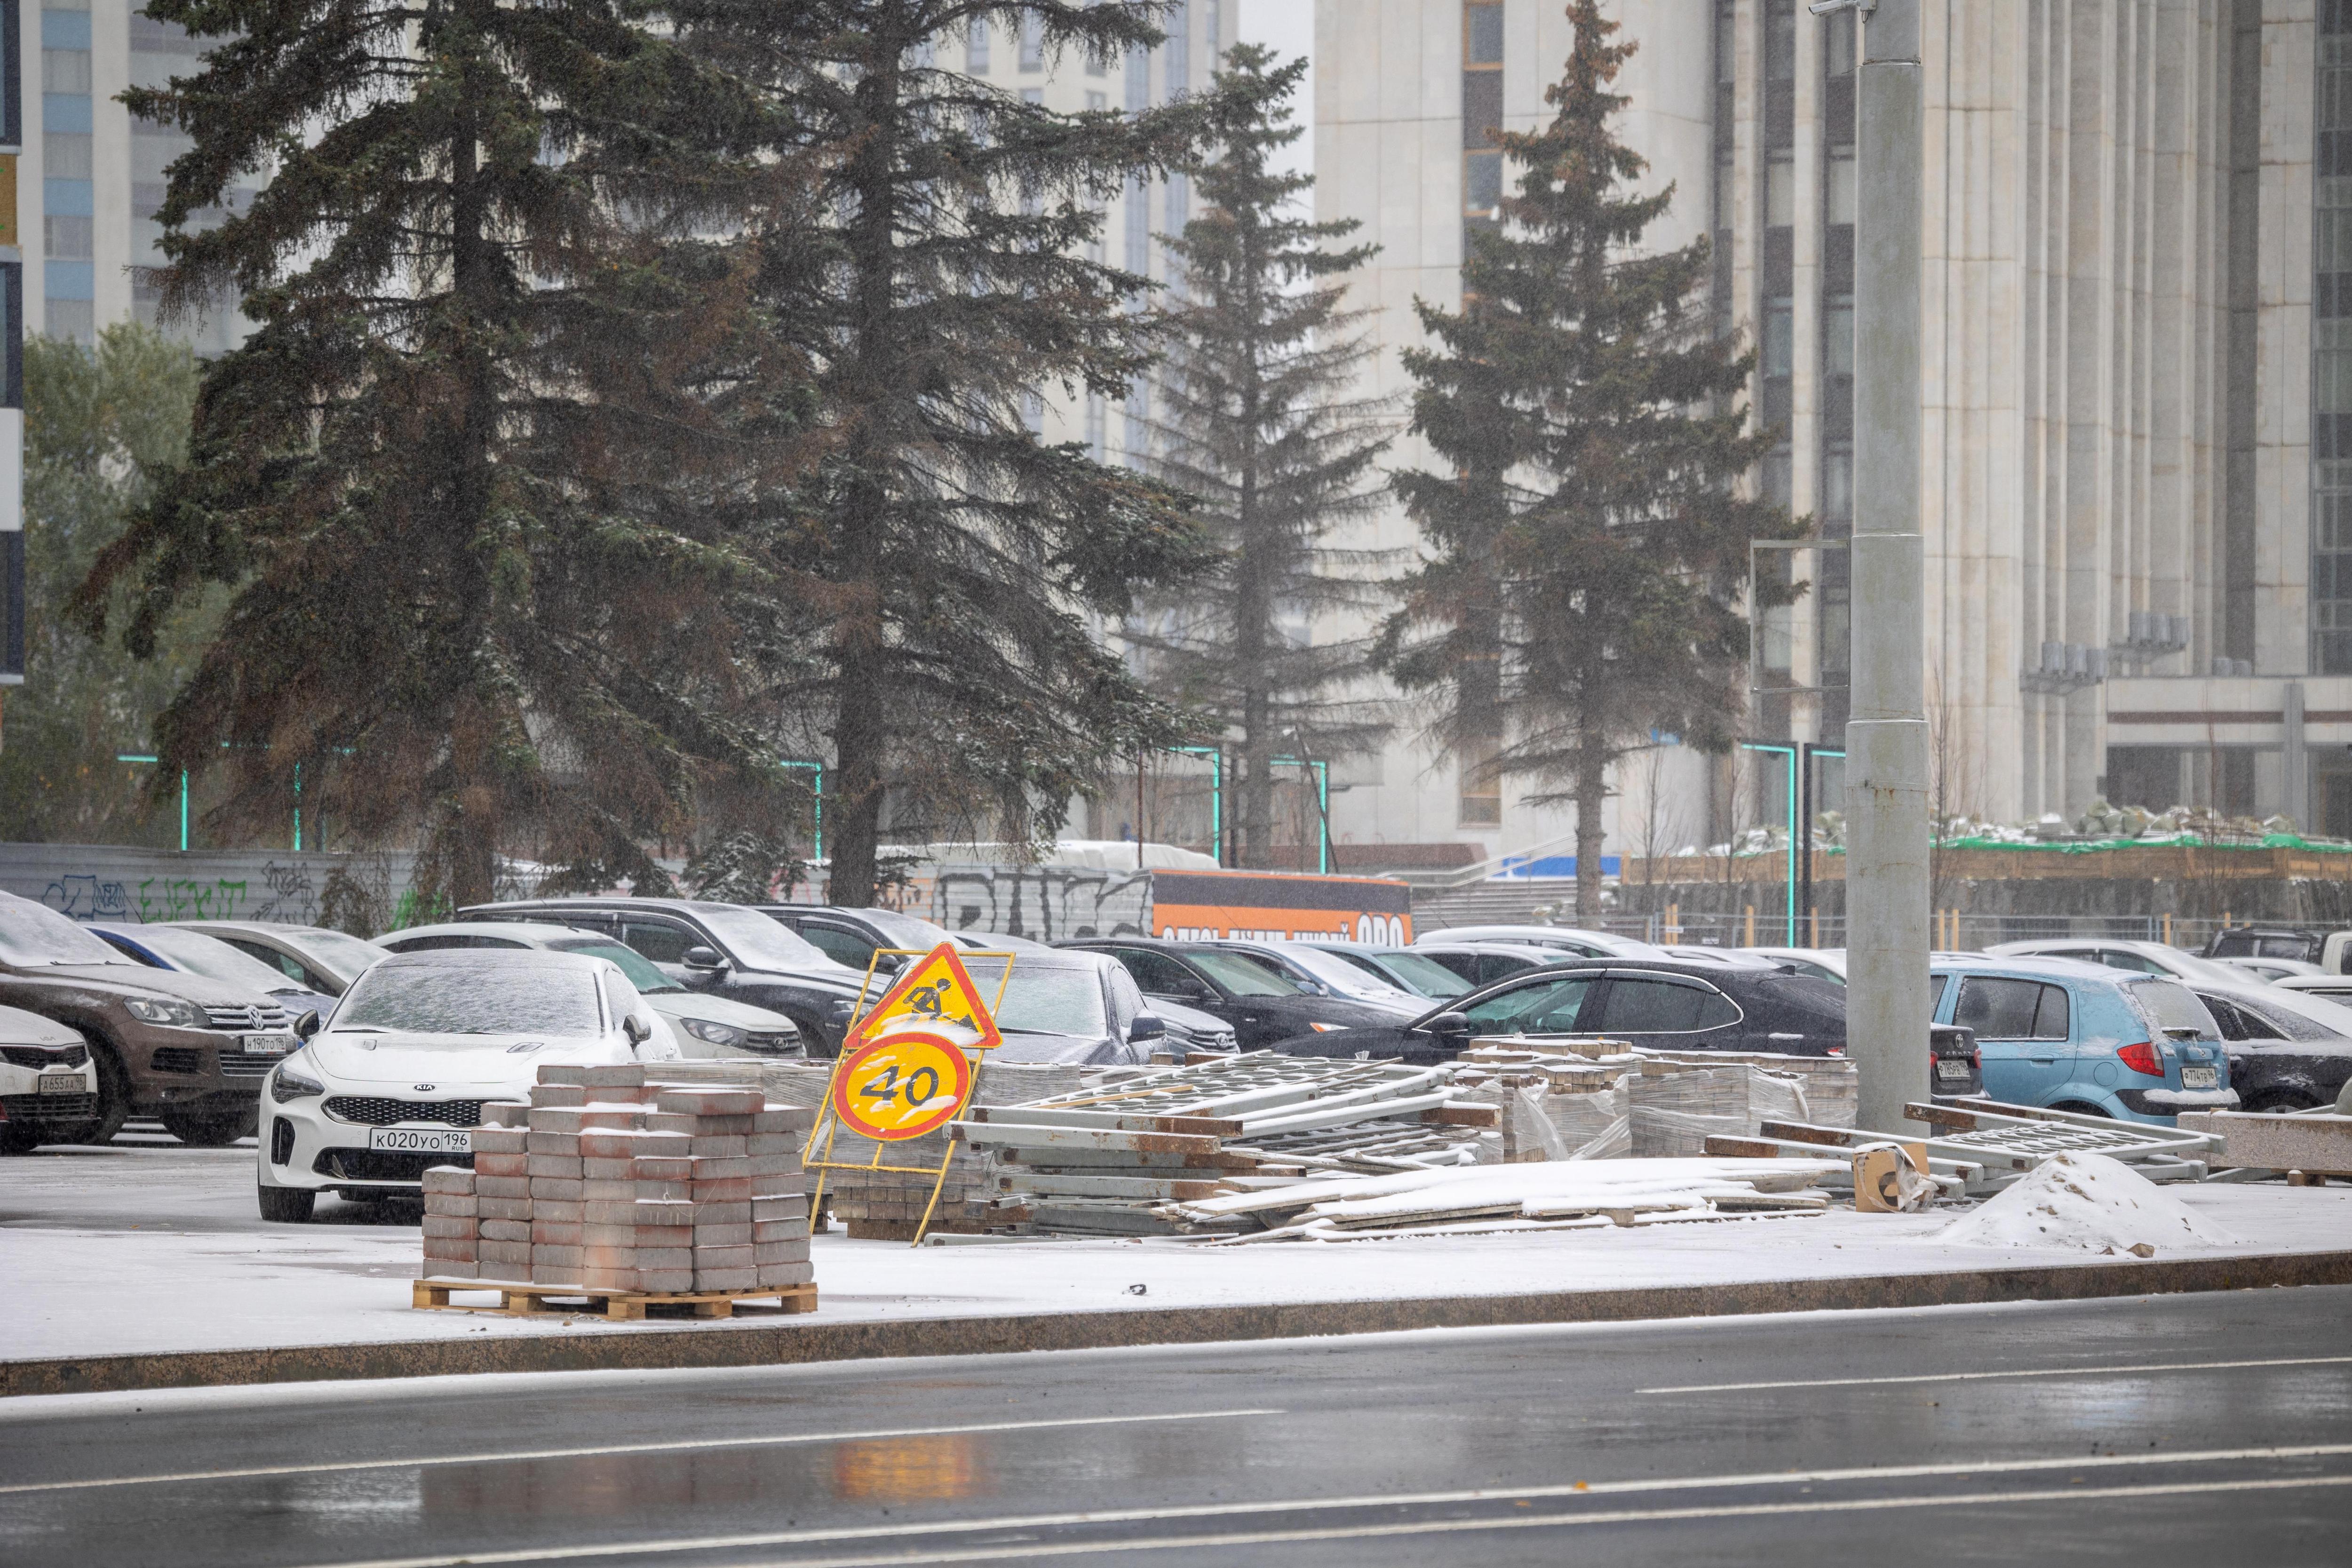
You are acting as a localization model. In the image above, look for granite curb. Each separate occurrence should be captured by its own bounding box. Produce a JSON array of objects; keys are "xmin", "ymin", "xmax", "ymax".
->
[{"xmin": 10, "ymin": 1247, "xmax": 2352, "ymax": 1400}]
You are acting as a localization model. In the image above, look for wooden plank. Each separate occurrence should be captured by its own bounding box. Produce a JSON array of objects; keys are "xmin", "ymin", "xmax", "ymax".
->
[{"xmin": 411, "ymin": 1278, "xmax": 818, "ymax": 1320}]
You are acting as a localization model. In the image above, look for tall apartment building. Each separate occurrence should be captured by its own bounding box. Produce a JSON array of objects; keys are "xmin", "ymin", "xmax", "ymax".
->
[
  {"xmin": 1311, "ymin": 0, "xmax": 2339, "ymax": 868},
  {"xmin": 19, "ymin": 0, "xmax": 248, "ymax": 350}
]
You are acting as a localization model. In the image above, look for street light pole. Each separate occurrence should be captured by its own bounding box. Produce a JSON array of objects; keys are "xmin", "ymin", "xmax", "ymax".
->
[{"xmin": 1825, "ymin": 0, "xmax": 1929, "ymax": 1130}]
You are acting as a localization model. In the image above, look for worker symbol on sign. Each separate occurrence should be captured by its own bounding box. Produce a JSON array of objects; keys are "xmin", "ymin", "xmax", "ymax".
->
[{"xmin": 846, "ymin": 942, "xmax": 1005, "ymax": 1052}]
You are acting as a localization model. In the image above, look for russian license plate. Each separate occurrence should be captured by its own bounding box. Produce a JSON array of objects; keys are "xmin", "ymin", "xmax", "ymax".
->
[
  {"xmin": 365, "ymin": 1126, "xmax": 472, "ymax": 1154},
  {"xmin": 2180, "ymin": 1066, "xmax": 2219, "ymax": 1090},
  {"xmin": 1934, "ymin": 1057, "xmax": 1972, "ymax": 1082},
  {"xmin": 37, "ymin": 1074, "xmax": 82, "ymax": 1095},
  {"xmin": 242, "ymin": 1034, "xmax": 297, "ymax": 1055}
]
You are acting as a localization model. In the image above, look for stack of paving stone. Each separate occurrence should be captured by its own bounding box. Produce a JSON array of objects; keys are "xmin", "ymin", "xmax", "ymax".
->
[
  {"xmin": 420, "ymin": 1064, "xmax": 814, "ymax": 1296},
  {"xmin": 820, "ymin": 1060, "xmax": 1086, "ymax": 1240}
]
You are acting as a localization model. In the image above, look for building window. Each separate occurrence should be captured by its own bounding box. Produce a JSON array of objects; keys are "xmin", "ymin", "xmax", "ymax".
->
[
  {"xmin": 44, "ymin": 215, "xmax": 91, "ymax": 259},
  {"xmin": 1019, "ymin": 9, "xmax": 1044, "ymax": 72},
  {"xmin": 1462, "ymin": 2, "xmax": 1504, "ymax": 246},
  {"xmin": 1022, "ymin": 389, "xmax": 1045, "ymax": 435},
  {"xmin": 1087, "ymin": 394, "xmax": 1106, "ymax": 462},
  {"xmin": 966, "ymin": 17, "xmax": 989, "ymax": 73},
  {"xmin": 1712, "ymin": 0, "xmax": 1735, "ymax": 336},
  {"xmin": 1459, "ymin": 732, "xmax": 1503, "ymax": 827},
  {"xmin": 44, "ymin": 130, "xmax": 90, "ymax": 179},
  {"xmin": 2316, "ymin": 2, "xmax": 2352, "ymax": 671}
]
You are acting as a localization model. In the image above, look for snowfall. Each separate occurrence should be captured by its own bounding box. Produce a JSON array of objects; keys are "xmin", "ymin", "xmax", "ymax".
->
[{"xmin": 4, "ymin": 1143, "xmax": 2348, "ymax": 1364}]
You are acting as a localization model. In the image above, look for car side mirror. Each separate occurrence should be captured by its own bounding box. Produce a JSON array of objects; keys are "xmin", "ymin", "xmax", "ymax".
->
[
  {"xmin": 682, "ymin": 946, "xmax": 727, "ymax": 972},
  {"xmin": 622, "ymin": 1013, "xmax": 652, "ymax": 1046},
  {"xmin": 1420, "ymin": 1011, "xmax": 1472, "ymax": 1037},
  {"xmin": 294, "ymin": 1010, "xmax": 322, "ymax": 1041},
  {"xmin": 1128, "ymin": 1012, "xmax": 1166, "ymax": 1043}
]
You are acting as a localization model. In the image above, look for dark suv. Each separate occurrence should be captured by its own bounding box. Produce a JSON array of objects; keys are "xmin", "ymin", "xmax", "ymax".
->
[
  {"xmin": 458, "ymin": 896, "xmax": 872, "ymax": 1054},
  {"xmin": 754, "ymin": 905, "xmax": 959, "ymax": 975},
  {"xmin": 0, "ymin": 891, "xmax": 305, "ymax": 1145}
]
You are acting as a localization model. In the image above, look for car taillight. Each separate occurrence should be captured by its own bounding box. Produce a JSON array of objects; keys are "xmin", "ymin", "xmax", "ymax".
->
[
  {"xmin": 1971, "ymin": 1048, "xmax": 1981, "ymax": 1069},
  {"xmin": 2116, "ymin": 1040, "xmax": 2164, "ymax": 1077}
]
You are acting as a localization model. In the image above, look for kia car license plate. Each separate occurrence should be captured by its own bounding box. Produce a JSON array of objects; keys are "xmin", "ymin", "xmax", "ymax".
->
[
  {"xmin": 366, "ymin": 1126, "xmax": 472, "ymax": 1154},
  {"xmin": 242, "ymin": 1033, "xmax": 297, "ymax": 1055},
  {"xmin": 37, "ymin": 1074, "xmax": 82, "ymax": 1095},
  {"xmin": 2179, "ymin": 1066, "xmax": 2218, "ymax": 1090}
]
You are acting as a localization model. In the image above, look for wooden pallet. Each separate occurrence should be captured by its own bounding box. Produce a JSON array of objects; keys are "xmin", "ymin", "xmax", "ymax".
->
[{"xmin": 413, "ymin": 1277, "xmax": 818, "ymax": 1320}]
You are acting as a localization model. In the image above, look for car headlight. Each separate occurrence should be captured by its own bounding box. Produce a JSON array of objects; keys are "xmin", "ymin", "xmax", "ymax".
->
[
  {"xmin": 680, "ymin": 1018, "xmax": 747, "ymax": 1048},
  {"xmin": 126, "ymin": 995, "xmax": 207, "ymax": 1029},
  {"xmin": 270, "ymin": 1059, "xmax": 326, "ymax": 1102}
]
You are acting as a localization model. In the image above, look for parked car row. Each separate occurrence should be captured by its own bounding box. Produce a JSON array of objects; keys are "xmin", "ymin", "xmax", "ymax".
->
[{"xmin": 10, "ymin": 878, "xmax": 2344, "ymax": 1181}]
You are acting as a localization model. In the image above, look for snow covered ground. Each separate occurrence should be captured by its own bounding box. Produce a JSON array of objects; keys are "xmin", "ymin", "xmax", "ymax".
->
[{"xmin": 4, "ymin": 1142, "xmax": 2349, "ymax": 1364}]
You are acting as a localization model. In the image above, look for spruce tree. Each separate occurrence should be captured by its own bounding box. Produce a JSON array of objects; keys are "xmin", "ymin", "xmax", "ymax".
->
[
  {"xmin": 1382, "ymin": 0, "xmax": 1795, "ymax": 919},
  {"xmin": 76, "ymin": 0, "xmax": 787, "ymax": 903},
  {"xmin": 668, "ymin": 0, "xmax": 1220, "ymax": 906},
  {"xmin": 1128, "ymin": 45, "xmax": 1394, "ymax": 868}
]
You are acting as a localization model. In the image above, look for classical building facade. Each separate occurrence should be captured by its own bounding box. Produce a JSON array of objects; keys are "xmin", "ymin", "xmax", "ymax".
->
[{"xmin": 1308, "ymin": 0, "xmax": 2341, "ymax": 871}]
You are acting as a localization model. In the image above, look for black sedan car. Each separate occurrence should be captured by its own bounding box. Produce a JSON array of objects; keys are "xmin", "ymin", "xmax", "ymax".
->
[
  {"xmin": 2184, "ymin": 979, "xmax": 2352, "ymax": 1112},
  {"xmin": 1057, "ymin": 938, "xmax": 1410, "ymax": 1050},
  {"xmin": 457, "ymin": 896, "xmax": 871, "ymax": 1054},
  {"xmin": 1275, "ymin": 958, "xmax": 1853, "ymax": 1065}
]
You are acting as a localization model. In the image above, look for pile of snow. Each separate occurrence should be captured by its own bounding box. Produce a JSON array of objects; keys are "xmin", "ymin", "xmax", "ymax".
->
[{"xmin": 1936, "ymin": 1153, "xmax": 2240, "ymax": 1256}]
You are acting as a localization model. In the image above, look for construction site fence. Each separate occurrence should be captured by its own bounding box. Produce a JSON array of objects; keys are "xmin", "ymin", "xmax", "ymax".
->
[{"xmin": 1502, "ymin": 910, "xmax": 2327, "ymax": 955}]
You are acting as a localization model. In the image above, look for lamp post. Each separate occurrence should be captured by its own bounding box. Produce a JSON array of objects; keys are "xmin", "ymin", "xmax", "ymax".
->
[{"xmin": 1815, "ymin": 0, "xmax": 1929, "ymax": 1130}]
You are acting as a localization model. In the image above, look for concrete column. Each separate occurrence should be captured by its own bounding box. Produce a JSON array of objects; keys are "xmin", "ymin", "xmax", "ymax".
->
[{"xmin": 1844, "ymin": 0, "xmax": 1930, "ymax": 1133}]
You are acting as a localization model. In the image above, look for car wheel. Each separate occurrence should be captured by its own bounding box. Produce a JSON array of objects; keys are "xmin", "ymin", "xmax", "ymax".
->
[
  {"xmin": 71, "ymin": 1039, "xmax": 134, "ymax": 1147},
  {"xmin": 159, "ymin": 1103, "xmax": 260, "ymax": 1147},
  {"xmin": 256, "ymin": 1185, "xmax": 316, "ymax": 1223},
  {"xmin": 2052, "ymin": 1101, "xmax": 2110, "ymax": 1119},
  {"xmin": 2243, "ymin": 1091, "xmax": 2322, "ymax": 1114},
  {"xmin": 0, "ymin": 1120, "xmax": 43, "ymax": 1155}
]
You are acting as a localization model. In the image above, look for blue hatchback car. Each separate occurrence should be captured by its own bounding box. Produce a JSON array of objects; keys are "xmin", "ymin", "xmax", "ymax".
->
[{"xmin": 1929, "ymin": 955, "xmax": 2236, "ymax": 1124}]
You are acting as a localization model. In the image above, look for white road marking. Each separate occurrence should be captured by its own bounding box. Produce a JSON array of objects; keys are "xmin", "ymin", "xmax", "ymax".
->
[
  {"xmin": 720, "ymin": 1476, "xmax": 2352, "ymax": 1567},
  {"xmin": 0, "ymin": 1409, "xmax": 1284, "ymax": 1496},
  {"xmin": 1638, "ymin": 1352, "xmax": 2352, "ymax": 1395},
  {"xmin": 272, "ymin": 1441, "xmax": 2352, "ymax": 1568}
]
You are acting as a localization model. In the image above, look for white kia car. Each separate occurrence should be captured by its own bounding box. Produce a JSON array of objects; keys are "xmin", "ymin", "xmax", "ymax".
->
[{"xmin": 255, "ymin": 948, "xmax": 679, "ymax": 1222}]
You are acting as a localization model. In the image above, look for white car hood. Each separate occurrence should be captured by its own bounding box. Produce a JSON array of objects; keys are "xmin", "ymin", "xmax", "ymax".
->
[{"xmin": 310, "ymin": 1030, "xmax": 630, "ymax": 1089}]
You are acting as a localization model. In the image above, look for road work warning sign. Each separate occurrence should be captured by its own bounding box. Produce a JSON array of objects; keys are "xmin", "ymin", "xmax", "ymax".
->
[
  {"xmin": 846, "ymin": 942, "xmax": 1005, "ymax": 1052},
  {"xmin": 828, "ymin": 1030, "xmax": 976, "ymax": 1142}
]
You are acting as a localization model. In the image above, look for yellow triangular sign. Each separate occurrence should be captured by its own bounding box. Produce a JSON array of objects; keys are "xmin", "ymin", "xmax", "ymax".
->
[{"xmin": 847, "ymin": 942, "xmax": 1004, "ymax": 1051}]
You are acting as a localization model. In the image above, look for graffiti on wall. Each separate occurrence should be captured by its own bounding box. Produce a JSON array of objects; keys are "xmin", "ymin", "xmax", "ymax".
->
[
  {"xmin": 926, "ymin": 864, "xmax": 1152, "ymax": 941},
  {"xmin": 31, "ymin": 859, "xmax": 321, "ymax": 925}
]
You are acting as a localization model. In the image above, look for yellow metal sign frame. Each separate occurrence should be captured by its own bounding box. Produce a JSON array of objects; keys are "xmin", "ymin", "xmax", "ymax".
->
[{"xmin": 806, "ymin": 945, "xmax": 1019, "ymax": 1246}]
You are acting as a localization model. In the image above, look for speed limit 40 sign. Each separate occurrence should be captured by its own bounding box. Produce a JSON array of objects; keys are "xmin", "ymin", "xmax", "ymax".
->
[{"xmin": 828, "ymin": 1030, "xmax": 975, "ymax": 1142}]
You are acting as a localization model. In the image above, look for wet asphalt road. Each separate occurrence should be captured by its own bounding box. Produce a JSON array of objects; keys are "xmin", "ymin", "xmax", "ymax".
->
[{"xmin": 3, "ymin": 1284, "xmax": 2349, "ymax": 1567}]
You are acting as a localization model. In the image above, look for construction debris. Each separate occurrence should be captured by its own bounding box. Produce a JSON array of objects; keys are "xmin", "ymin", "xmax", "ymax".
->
[
  {"xmin": 1706, "ymin": 1098, "xmax": 2224, "ymax": 1197},
  {"xmin": 956, "ymin": 1054, "xmax": 1503, "ymax": 1237},
  {"xmin": 1156, "ymin": 1157, "xmax": 1844, "ymax": 1242},
  {"xmin": 416, "ymin": 1064, "xmax": 814, "ymax": 1309}
]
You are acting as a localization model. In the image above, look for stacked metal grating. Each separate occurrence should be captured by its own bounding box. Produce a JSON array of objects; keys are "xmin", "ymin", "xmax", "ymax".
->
[
  {"xmin": 955, "ymin": 1054, "xmax": 1504, "ymax": 1238},
  {"xmin": 1705, "ymin": 1098, "xmax": 2227, "ymax": 1198},
  {"xmin": 1156, "ymin": 1157, "xmax": 1847, "ymax": 1242},
  {"xmin": 418, "ymin": 1064, "xmax": 814, "ymax": 1294}
]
